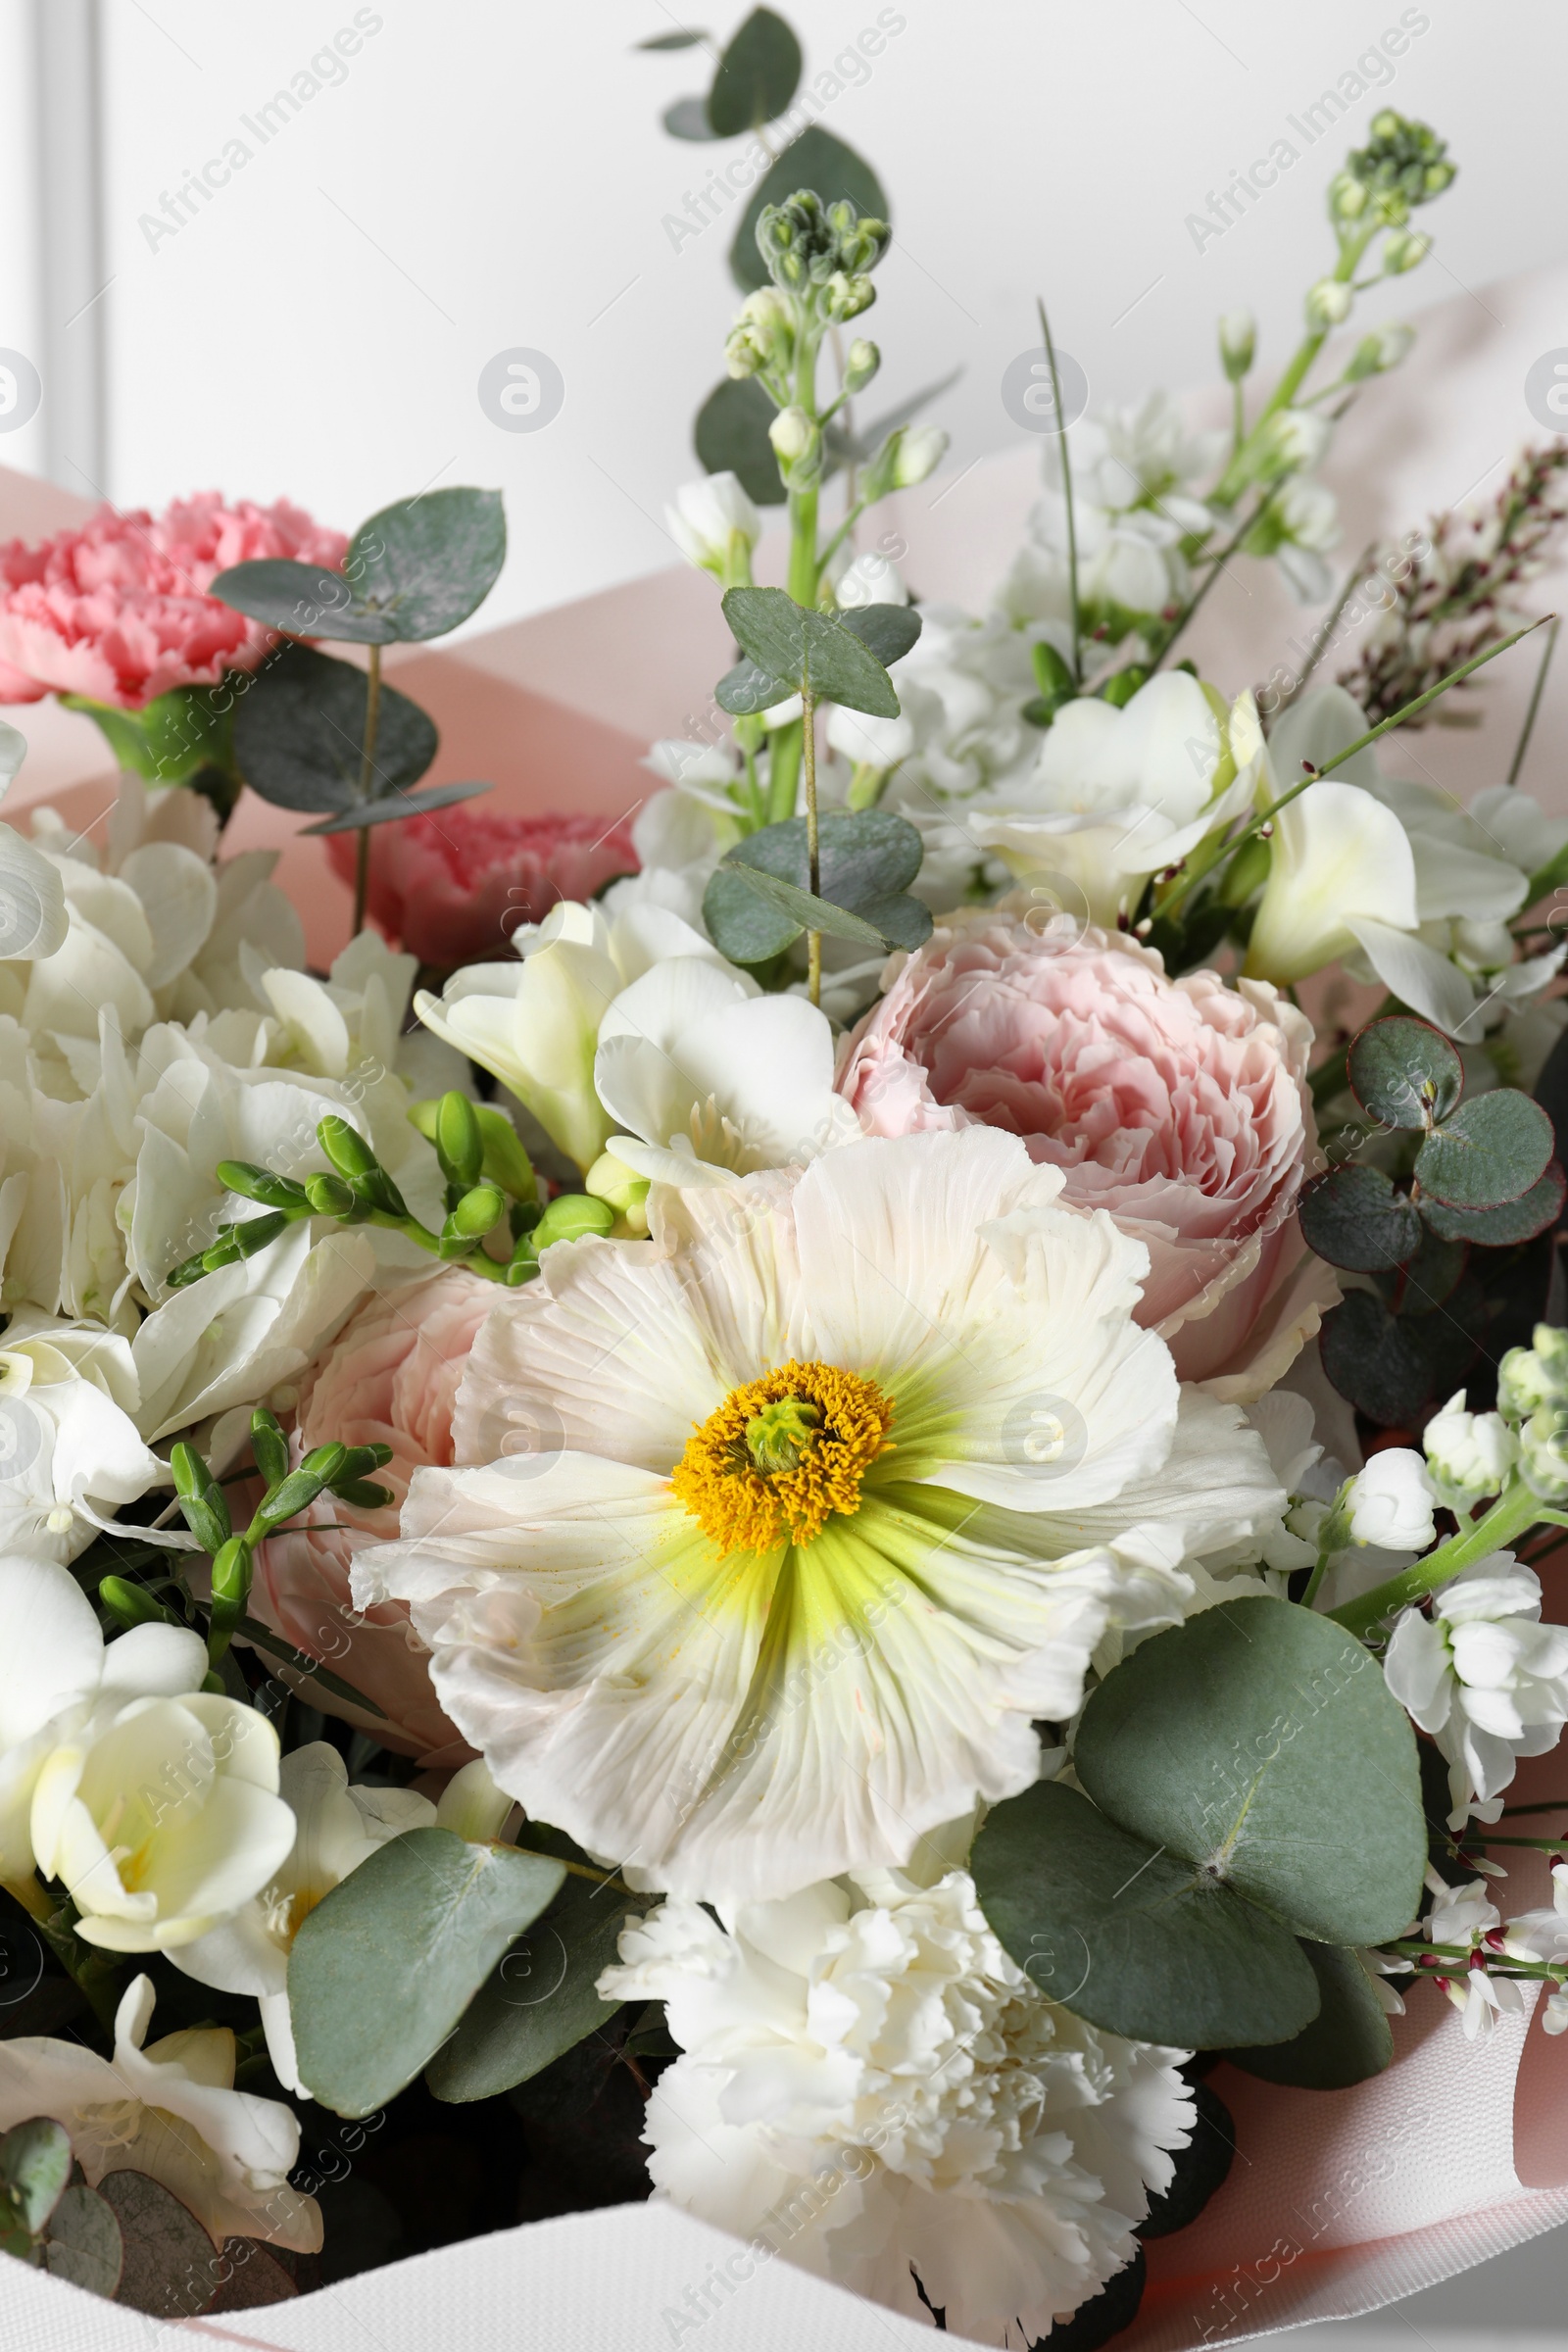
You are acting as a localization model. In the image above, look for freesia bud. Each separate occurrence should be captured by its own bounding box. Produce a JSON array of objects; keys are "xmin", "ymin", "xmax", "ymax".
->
[
  {"xmin": 586, "ymin": 1150, "xmax": 652, "ymax": 1233},
  {"xmin": 1218, "ymin": 309, "xmax": 1255, "ymax": 381}
]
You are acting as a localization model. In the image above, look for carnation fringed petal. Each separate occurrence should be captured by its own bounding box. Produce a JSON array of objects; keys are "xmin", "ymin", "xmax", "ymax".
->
[{"xmin": 357, "ymin": 1130, "xmax": 1282, "ymax": 1901}]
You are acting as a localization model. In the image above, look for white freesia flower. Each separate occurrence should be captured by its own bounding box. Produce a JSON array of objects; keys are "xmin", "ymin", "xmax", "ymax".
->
[
  {"xmin": 594, "ymin": 956, "xmax": 857, "ymax": 1190},
  {"xmin": 1424, "ymin": 1390, "xmax": 1519, "ymax": 1512},
  {"xmin": 665, "ymin": 471, "xmax": 761, "ymax": 581},
  {"xmin": 0, "ymin": 717, "xmax": 67, "ymax": 964},
  {"xmin": 971, "ymin": 673, "xmax": 1260, "ymax": 926},
  {"xmin": 172, "ymin": 1742, "xmax": 435, "ymax": 2094},
  {"xmin": 1345, "ymin": 1448, "xmax": 1437, "ymax": 1551},
  {"xmin": 0, "ymin": 1324, "xmax": 166, "ymax": 1562},
  {"xmin": 356, "ymin": 1128, "xmax": 1282, "ymax": 1902},
  {"xmin": 1384, "ymin": 1555, "xmax": 1568, "ymax": 1826},
  {"xmin": 0, "ymin": 1553, "xmax": 106, "ymax": 1877},
  {"xmin": 1246, "ymin": 779, "xmax": 1418, "ymax": 985},
  {"xmin": 415, "ymin": 899, "xmax": 738, "ymax": 1173},
  {"xmin": 30, "ymin": 1625, "xmax": 298, "ymax": 1951},
  {"xmin": 0, "ymin": 1973, "xmax": 319, "ymax": 2250},
  {"xmin": 600, "ymin": 1867, "xmax": 1192, "ymax": 2342}
]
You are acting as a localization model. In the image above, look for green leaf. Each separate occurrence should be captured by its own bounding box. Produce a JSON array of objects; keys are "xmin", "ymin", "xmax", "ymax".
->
[
  {"xmin": 713, "ymin": 654, "xmax": 791, "ymax": 716},
  {"xmin": 1387, "ymin": 1222, "xmax": 1468, "ymax": 1309},
  {"xmin": 663, "ymin": 94, "xmax": 724, "ymax": 138},
  {"xmin": 730, "ymin": 124, "xmax": 888, "ymax": 293},
  {"xmin": 298, "ymin": 779, "xmax": 492, "ymax": 835},
  {"xmin": 1419, "ymin": 1163, "xmax": 1566, "ymax": 1246},
  {"xmin": 835, "ymin": 603, "xmax": 922, "ymax": 669},
  {"xmin": 96, "ymin": 2170, "xmax": 213, "ymax": 2318},
  {"xmin": 1319, "ymin": 1282, "xmax": 1480, "ymax": 1426},
  {"xmin": 639, "ymin": 28, "xmax": 709, "ymax": 48},
  {"xmin": 40, "ymin": 2183, "xmax": 122, "ymax": 2299},
  {"xmin": 722, "ymin": 585, "xmax": 902, "ymax": 715},
  {"xmin": 426, "ymin": 1844, "xmax": 634, "ymax": 2103},
  {"xmin": 970, "ymin": 1779, "xmax": 1320, "ymax": 2048},
  {"xmin": 1228, "ymin": 1940, "xmax": 1396, "ymax": 2089},
  {"xmin": 695, "ymin": 375, "xmax": 787, "ymax": 506},
  {"xmin": 707, "ymin": 7, "xmax": 802, "ymax": 133},
  {"xmin": 0, "ymin": 2119, "xmax": 70, "ymax": 2235},
  {"xmin": 1074, "ymin": 1595, "xmax": 1426, "ymax": 1947},
  {"xmin": 1298, "ymin": 1164, "xmax": 1422, "ymax": 1273},
  {"xmin": 1416, "ymin": 1090, "xmax": 1556, "ymax": 1210},
  {"xmin": 1348, "ymin": 1014, "xmax": 1463, "ymax": 1130},
  {"xmin": 703, "ymin": 809, "xmax": 932, "ymax": 965},
  {"xmin": 214, "ymin": 488, "xmax": 505, "ymax": 646},
  {"xmin": 722, "ymin": 863, "xmax": 888, "ymax": 947},
  {"xmin": 232, "ymin": 643, "xmax": 437, "ymax": 815},
  {"xmin": 289, "ymin": 1828, "xmax": 565, "ymax": 2116}
]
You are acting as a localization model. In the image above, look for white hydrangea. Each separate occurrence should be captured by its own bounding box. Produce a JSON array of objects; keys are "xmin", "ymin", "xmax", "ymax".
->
[
  {"xmin": 1384, "ymin": 1556, "xmax": 1568, "ymax": 1827},
  {"xmin": 600, "ymin": 1867, "xmax": 1193, "ymax": 2343}
]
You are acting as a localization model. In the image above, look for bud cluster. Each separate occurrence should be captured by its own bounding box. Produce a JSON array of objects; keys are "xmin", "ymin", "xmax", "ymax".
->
[
  {"xmin": 1343, "ymin": 110, "xmax": 1457, "ymax": 222},
  {"xmin": 1496, "ymin": 1326, "xmax": 1568, "ymax": 1501}
]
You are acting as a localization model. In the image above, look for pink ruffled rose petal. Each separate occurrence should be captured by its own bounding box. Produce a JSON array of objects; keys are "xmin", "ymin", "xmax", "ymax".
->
[
  {"xmin": 0, "ymin": 493, "xmax": 348, "ymax": 710},
  {"xmin": 327, "ymin": 806, "xmax": 641, "ymax": 966},
  {"xmin": 835, "ymin": 906, "xmax": 1338, "ymax": 1396},
  {"xmin": 250, "ymin": 1268, "xmax": 495, "ymax": 1762}
]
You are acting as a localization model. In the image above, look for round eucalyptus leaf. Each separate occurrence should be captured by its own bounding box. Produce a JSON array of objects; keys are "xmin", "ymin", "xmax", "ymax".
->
[
  {"xmin": 0, "ymin": 2118, "xmax": 71, "ymax": 2235},
  {"xmin": 97, "ymin": 2170, "xmax": 212, "ymax": 2318},
  {"xmin": 1227, "ymin": 1940, "xmax": 1396, "ymax": 2089},
  {"xmin": 1416, "ymin": 1089, "xmax": 1556, "ymax": 1210},
  {"xmin": 1419, "ymin": 1163, "xmax": 1565, "ymax": 1245},
  {"xmin": 232, "ymin": 643, "xmax": 437, "ymax": 813},
  {"xmin": 1298, "ymin": 1164, "xmax": 1422, "ymax": 1273},
  {"xmin": 208, "ymin": 558, "xmax": 379, "ymax": 643},
  {"xmin": 1074, "ymin": 1596, "xmax": 1427, "ymax": 1948},
  {"xmin": 835, "ymin": 603, "xmax": 922, "ymax": 669},
  {"xmin": 703, "ymin": 863, "xmax": 802, "ymax": 963},
  {"xmin": 695, "ymin": 375, "xmax": 789, "ymax": 506},
  {"xmin": 708, "ymin": 8, "xmax": 802, "ymax": 134},
  {"xmin": 729, "ymin": 125, "xmax": 888, "ymax": 293},
  {"xmin": 41, "ymin": 2183, "xmax": 122, "ymax": 2299},
  {"xmin": 721, "ymin": 586, "xmax": 902, "ymax": 715},
  {"xmin": 970, "ymin": 1780, "xmax": 1320, "ymax": 2049},
  {"xmin": 344, "ymin": 487, "xmax": 507, "ymax": 643},
  {"xmin": 1348, "ymin": 1015, "xmax": 1463, "ymax": 1130},
  {"xmin": 704, "ymin": 808, "xmax": 931, "ymax": 965}
]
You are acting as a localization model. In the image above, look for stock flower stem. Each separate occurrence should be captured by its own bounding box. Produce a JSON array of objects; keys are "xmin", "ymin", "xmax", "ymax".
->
[
  {"xmin": 1211, "ymin": 223, "xmax": 1375, "ymax": 508},
  {"xmin": 1328, "ymin": 1478, "xmax": 1546, "ymax": 1641},
  {"xmin": 802, "ymin": 681, "xmax": 821, "ymax": 1007},
  {"xmin": 786, "ymin": 341, "xmax": 820, "ymax": 610}
]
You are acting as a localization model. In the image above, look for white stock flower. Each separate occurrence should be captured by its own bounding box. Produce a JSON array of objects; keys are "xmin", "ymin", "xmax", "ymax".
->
[
  {"xmin": 355, "ymin": 1128, "xmax": 1282, "ymax": 1903},
  {"xmin": 1384, "ymin": 1556, "xmax": 1568, "ymax": 1826},
  {"xmin": 665, "ymin": 471, "xmax": 761, "ymax": 579},
  {"xmin": 414, "ymin": 900, "xmax": 737, "ymax": 1173},
  {"xmin": 598, "ymin": 1868, "xmax": 1193, "ymax": 2343},
  {"xmin": 172, "ymin": 1742, "xmax": 434, "ymax": 2094},
  {"xmin": 30, "ymin": 1624, "xmax": 298, "ymax": 1952},
  {"xmin": 971, "ymin": 672, "xmax": 1260, "ymax": 927},
  {"xmin": 1423, "ymin": 1390, "xmax": 1519, "ymax": 1512},
  {"xmin": 0, "ymin": 1973, "xmax": 319, "ymax": 2250},
  {"xmin": 1344, "ymin": 1448, "xmax": 1437, "ymax": 1551},
  {"xmin": 832, "ymin": 548, "xmax": 909, "ymax": 608},
  {"xmin": 1270, "ymin": 477, "xmax": 1341, "ymax": 604}
]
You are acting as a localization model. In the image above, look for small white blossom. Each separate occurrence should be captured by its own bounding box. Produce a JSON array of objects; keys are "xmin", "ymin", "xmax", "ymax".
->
[
  {"xmin": 1504, "ymin": 1861, "xmax": 1568, "ymax": 2034},
  {"xmin": 1423, "ymin": 1877, "xmax": 1524, "ymax": 2042},
  {"xmin": 664, "ymin": 472, "xmax": 761, "ymax": 581},
  {"xmin": 1385, "ymin": 1555, "xmax": 1568, "ymax": 1826},
  {"xmin": 1345, "ymin": 1448, "xmax": 1437, "ymax": 1551},
  {"xmin": 1424, "ymin": 1389, "xmax": 1519, "ymax": 1511}
]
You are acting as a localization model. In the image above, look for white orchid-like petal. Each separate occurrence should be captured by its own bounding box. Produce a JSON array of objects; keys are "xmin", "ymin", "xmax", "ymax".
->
[
  {"xmin": 1246, "ymin": 782, "xmax": 1418, "ymax": 984},
  {"xmin": 1347, "ymin": 916, "xmax": 1484, "ymax": 1039}
]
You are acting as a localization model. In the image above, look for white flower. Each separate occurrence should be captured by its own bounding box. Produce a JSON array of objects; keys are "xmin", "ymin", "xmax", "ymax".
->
[
  {"xmin": 594, "ymin": 956, "xmax": 857, "ymax": 1190},
  {"xmin": 0, "ymin": 718, "xmax": 67, "ymax": 963},
  {"xmin": 825, "ymin": 701, "xmax": 915, "ymax": 770},
  {"xmin": 1345, "ymin": 1448, "xmax": 1437, "ymax": 1551},
  {"xmin": 1246, "ymin": 778, "xmax": 1418, "ymax": 985},
  {"xmin": 598, "ymin": 1868, "xmax": 1193, "ymax": 2343},
  {"xmin": 971, "ymin": 673, "xmax": 1260, "ymax": 927},
  {"xmin": 1504, "ymin": 1860, "xmax": 1568, "ymax": 2032},
  {"xmin": 665, "ymin": 472, "xmax": 761, "ymax": 581},
  {"xmin": 30, "ymin": 1625, "xmax": 298, "ymax": 1951},
  {"xmin": 1423, "ymin": 1877, "xmax": 1524, "ymax": 2042},
  {"xmin": 0, "ymin": 1325, "xmax": 166, "ymax": 1562},
  {"xmin": 0, "ymin": 1553, "xmax": 107, "ymax": 1877},
  {"xmin": 1384, "ymin": 1556, "xmax": 1568, "ymax": 1826},
  {"xmin": 0, "ymin": 1973, "xmax": 319, "ymax": 2250},
  {"xmin": 172, "ymin": 1742, "xmax": 434, "ymax": 2094},
  {"xmin": 1270, "ymin": 477, "xmax": 1341, "ymax": 604},
  {"xmin": 355, "ymin": 1128, "xmax": 1282, "ymax": 1902},
  {"xmin": 414, "ymin": 899, "xmax": 736, "ymax": 1173},
  {"xmin": 891, "ymin": 425, "xmax": 947, "ymax": 488},
  {"xmin": 1424, "ymin": 1390, "xmax": 1519, "ymax": 1512},
  {"xmin": 832, "ymin": 548, "xmax": 909, "ymax": 608}
]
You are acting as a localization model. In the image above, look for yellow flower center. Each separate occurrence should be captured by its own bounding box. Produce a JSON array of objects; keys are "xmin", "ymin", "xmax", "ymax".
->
[{"xmin": 671, "ymin": 1358, "xmax": 895, "ymax": 1556}]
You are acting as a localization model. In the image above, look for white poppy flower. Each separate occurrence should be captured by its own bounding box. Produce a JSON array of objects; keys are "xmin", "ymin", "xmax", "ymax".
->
[
  {"xmin": 0, "ymin": 1972, "xmax": 319, "ymax": 2251},
  {"xmin": 1384, "ymin": 1555, "xmax": 1568, "ymax": 1826},
  {"xmin": 594, "ymin": 956, "xmax": 857, "ymax": 1189},
  {"xmin": 30, "ymin": 1628, "xmax": 298, "ymax": 1952},
  {"xmin": 172, "ymin": 1742, "xmax": 434, "ymax": 2093},
  {"xmin": 599, "ymin": 1867, "xmax": 1193, "ymax": 2341},
  {"xmin": 415, "ymin": 900, "xmax": 745, "ymax": 1174},
  {"xmin": 355, "ymin": 1128, "xmax": 1282, "ymax": 1902}
]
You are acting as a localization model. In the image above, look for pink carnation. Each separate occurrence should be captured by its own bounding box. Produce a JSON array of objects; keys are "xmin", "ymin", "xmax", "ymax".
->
[
  {"xmin": 328, "ymin": 806, "xmax": 640, "ymax": 966},
  {"xmin": 836, "ymin": 907, "xmax": 1337, "ymax": 1396},
  {"xmin": 250, "ymin": 1268, "xmax": 494, "ymax": 1763},
  {"xmin": 0, "ymin": 492, "xmax": 347, "ymax": 710}
]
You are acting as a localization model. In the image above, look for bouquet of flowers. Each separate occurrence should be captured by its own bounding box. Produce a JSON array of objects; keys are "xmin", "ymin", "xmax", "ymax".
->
[{"xmin": 1, "ymin": 21, "xmax": 1568, "ymax": 2340}]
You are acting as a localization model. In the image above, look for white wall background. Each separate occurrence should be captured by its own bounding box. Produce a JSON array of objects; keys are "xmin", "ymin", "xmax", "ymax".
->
[{"xmin": 6, "ymin": 0, "xmax": 1568, "ymax": 629}]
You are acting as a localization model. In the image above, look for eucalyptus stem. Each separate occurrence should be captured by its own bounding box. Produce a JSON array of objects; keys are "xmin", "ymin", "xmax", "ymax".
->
[
  {"xmin": 1328, "ymin": 1477, "xmax": 1545, "ymax": 1641},
  {"xmin": 1037, "ymin": 295, "xmax": 1079, "ymax": 682},
  {"xmin": 352, "ymin": 642, "xmax": 383, "ymax": 934},
  {"xmin": 802, "ymin": 680, "xmax": 821, "ymax": 1006}
]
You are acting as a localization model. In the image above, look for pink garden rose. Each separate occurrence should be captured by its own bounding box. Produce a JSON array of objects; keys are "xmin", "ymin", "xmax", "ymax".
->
[
  {"xmin": 328, "ymin": 806, "xmax": 641, "ymax": 966},
  {"xmin": 835, "ymin": 906, "xmax": 1337, "ymax": 1396},
  {"xmin": 250, "ymin": 1268, "xmax": 495, "ymax": 1762},
  {"xmin": 0, "ymin": 493, "xmax": 347, "ymax": 710}
]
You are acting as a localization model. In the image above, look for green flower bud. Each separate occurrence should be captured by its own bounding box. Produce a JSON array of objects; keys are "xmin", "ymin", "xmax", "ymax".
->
[
  {"xmin": 304, "ymin": 1171, "xmax": 360, "ymax": 1219},
  {"xmin": 435, "ymin": 1090, "xmax": 484, "ymax": 1190},
  {"xmin": 301, "ymin": 1442, "xmax": 350, "ymax": 1485},
  {"xmin": 170, "ymin": 1434, "xmax": 231, "ymax": 1552},
  {"xmin": 1498, "ymin": 1328, "xmax": 1568, "ymax": 1420},
  {"xmin": 231, "ymin": 1211, "xmax": 289, "ymax": 1260},
  {"xmin": 100, "ymin": 1576, "xmax": 181, "ymax": 1631},
  {"xmin": 844, "ymin": 338, "xmax": 880, "ymax": 394},
  {"xmin": 1344, "ymin": 321, "xmax": 1414, "ymax": 380},
  {"xmin": 1382, "ymin": 229, "xmax": 1431, "ymax": 274},
  {"xmin": 336, "ymin": 1442, "xmax": 395, "ymax": 1482},
  {"xmin": 215, "ymin": 1160, "xmax": 309, "ymax": 1212},
  {"xmin": 450, "ymin": 1183, "xmax": 508, "ymax": 1239},
  {"xmin": 474, "ymin": 1105, "xmax": 536, "ymax": 1202},
  {"xmin": 210, "ymin": 1536, "xmax": 251, "ymax": 1607},
  {"xmin": 318, "ymin": 1115, "xmax": 378, "ymax": 1181},
  {"xmin": 586, "ymin": 1151, "xmax": 652, "ymax": 1232},
  {"xmin": 823, "ymin": 270, "xmax": 876, "ymax": 323},
  {"xmin": 333, "ymin": 1477, "xmax": 395, "ymax": 1511},
  {"xmin": 1305, "ymin": 277, "xmax": 1353, "ymax": 329},
  {"xmin": 768, "ymin": 405, "xmax": 823, "ymax": 486},
  {"xmin": 532, "ymin": 1193, "xmax": 616, "ymax": 1250},
  {"xmin": 249, "ymin": 1409, "xmax": 290, "ymax": 1491},
  {"xmin": 1521, "ymin": 1404, "xmax": 1568, "ymax": 1501},
  {"xmin": 1218, "ymin": 309, "xmax": 1255, "ymax": 381},
  {"xmin": 893, "ymin": 426, "xmax": 947, "ymax": 489},
  {"xmin": 1345, "ymin": 111, "xmax": 1456, "ymax": 219},
  {"xmin": 1329, "ymin": 171, "xmax": 1367, "ymax": 220}
]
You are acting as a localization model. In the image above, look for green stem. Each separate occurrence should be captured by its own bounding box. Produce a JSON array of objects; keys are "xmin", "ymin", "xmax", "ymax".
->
[
  {"xmin": 1506, "ymin": 615, "xmax": 1560, "ymax": 788},
  {"xmin": 764, "ymin": 718, "xmax": 803, "ymax": 826},
  {"xmin": 1270, "ymin": 544, "xmax": 1377, "ymax": 717},
  {"xmin": 802, "ymin": 680, "xmax": 821, "ymax": 1007},
  {"xmin": 1158, "ymin": 615, "xmax": 1555, "ymax": 918},
  {"xmin": 1150, "ymin": 485, "xmax": 1283, "ymax": 671},
  {"xmin": 4, "ymin": 1880, "xmax": 122, "ymax": 2037},
  {"xmin": 1037, "ymin": 295, "xmax": 1080, "ymax": 682},
  {"xmin": 352, "ymin": 644, "xmax": 382, "ymax": 935},
  {"xmin": 1328, "ymin": 1478, "xmax": 1545, "ymax": 1641},
  {"xmin": 1210, "ymin": 223, "xmax": 1376, "ymax": 508},
  {"xmin": 786, "ymin": 338, "xmax": 820, "ymax": 610}
]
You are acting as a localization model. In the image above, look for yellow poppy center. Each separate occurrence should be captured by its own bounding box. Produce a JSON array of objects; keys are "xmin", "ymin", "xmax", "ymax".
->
[{"xmin": 671, "ymin": 1358, "xmax": 895, "ymax": 1555}]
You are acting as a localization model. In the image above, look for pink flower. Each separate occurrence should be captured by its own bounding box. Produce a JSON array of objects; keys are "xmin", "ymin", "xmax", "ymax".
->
[
  {"xmin": 0, "ymin": 493, "xmax": 347, "ymax": 710},
  {"xmin": 328, "ymin": 806, "xmax": 641, "ymax": 966},
  {"xmin": 835, "ymin": 907, "xmax": 1337, "ymax": 1396},
  {"xmin": 250, "ymin": 1268, "xmax": 495, "ymax": 1763}
]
